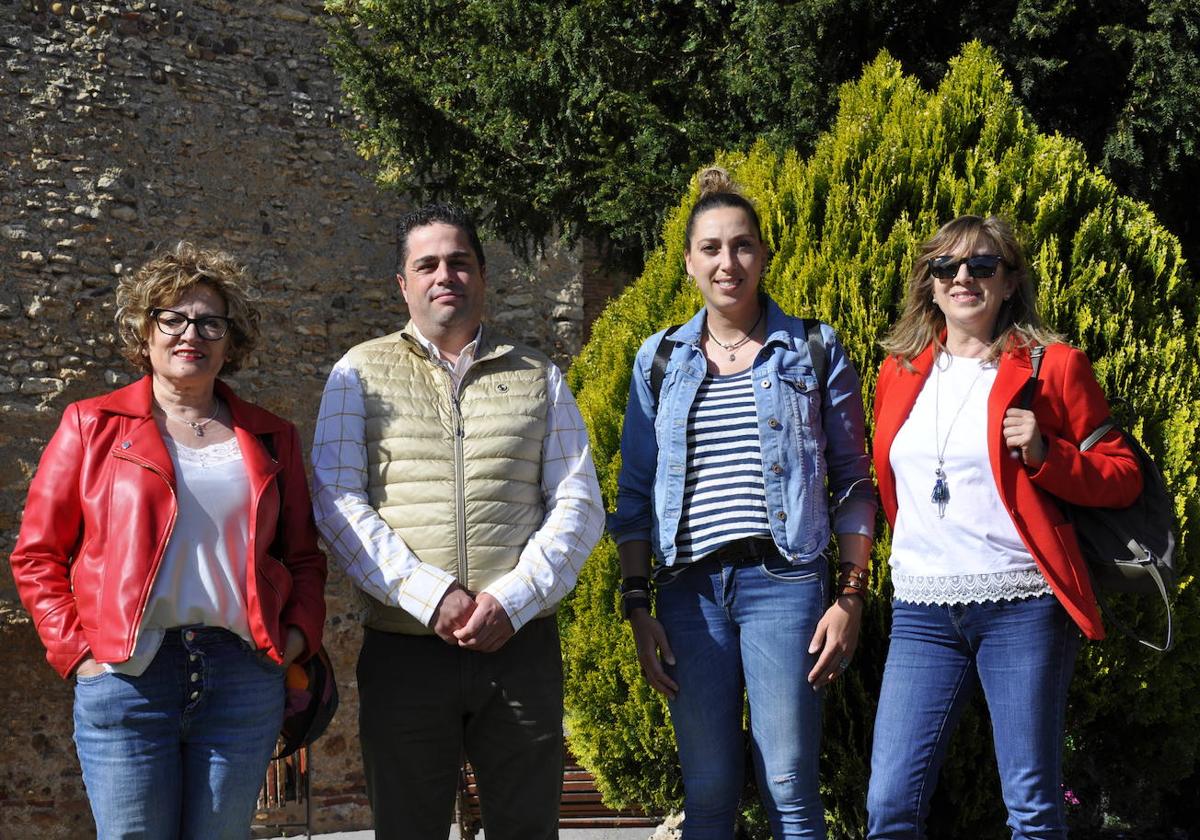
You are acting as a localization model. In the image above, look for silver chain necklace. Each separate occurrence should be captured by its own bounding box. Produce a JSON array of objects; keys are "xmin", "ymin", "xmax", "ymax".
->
[
  {"xmin": 706, "ymin": 307, "xmax": 764, "ymax": 361},
  {"xmin": 157, "ymin": 398, "xmax": 221, "ymax": 437},
  {"xmin": 931, "ymin": 357, "xmax": 988, "ymax": 518}
]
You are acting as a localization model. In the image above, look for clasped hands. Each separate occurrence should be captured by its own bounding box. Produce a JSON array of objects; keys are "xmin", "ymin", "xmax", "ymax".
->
[{"xmin": 430, "ymin": 583, "xmax": 514, "ymax": 652}]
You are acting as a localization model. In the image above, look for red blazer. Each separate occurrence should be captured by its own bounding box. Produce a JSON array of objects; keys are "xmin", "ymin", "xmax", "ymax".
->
[
  {"xmin": 9, "ymin": 376, "xmax": 327, "ymax": 678},
  {"xmin": 872, "ymin": 341, "xmax": 1142, "ymax": 639}
]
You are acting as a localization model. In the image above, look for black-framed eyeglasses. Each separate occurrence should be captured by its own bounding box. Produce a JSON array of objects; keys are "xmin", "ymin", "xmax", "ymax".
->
[
  {"xmin": 150, "ymin": 308, "xmax": 233, "ymax": 341},
  {"xmin": 928, "ymin": 254, "xmax": 1008, "ymax": 280}
]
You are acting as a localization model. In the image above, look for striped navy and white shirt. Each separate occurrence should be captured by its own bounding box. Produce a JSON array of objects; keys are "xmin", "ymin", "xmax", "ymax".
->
[{"xmin": 674, "ymin": 368, "xmax": 771, "ymax": 565}]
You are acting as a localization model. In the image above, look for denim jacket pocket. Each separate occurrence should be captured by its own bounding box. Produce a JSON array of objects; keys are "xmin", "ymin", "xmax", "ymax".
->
[{"xmin": 776, "ymin": 369, "xmax": 821, "ymax": 432}]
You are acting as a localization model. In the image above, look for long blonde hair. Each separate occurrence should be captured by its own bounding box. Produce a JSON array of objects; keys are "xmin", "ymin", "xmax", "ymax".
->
[{"xmin": 881, "ymin": 215, "xmax": 1061, "ymax": 368}]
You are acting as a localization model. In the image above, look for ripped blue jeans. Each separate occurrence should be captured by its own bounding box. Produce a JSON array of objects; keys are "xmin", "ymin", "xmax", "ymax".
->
[{"xmin": 658, "ymin": 547, "xmax": 828, "ymax": 839}]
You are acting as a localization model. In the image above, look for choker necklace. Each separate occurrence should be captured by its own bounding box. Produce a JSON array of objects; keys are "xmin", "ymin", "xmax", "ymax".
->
[
  {"xmin": 931, "ymin": 357, "xmax": 988, "ymax": 518},
  {"xmin": 706, "ymin": 307, "xmax": 764, "ymax": 361},
  {"xmin": 158, "ymin": 398, "xmax": 221, "ymax": 437}
]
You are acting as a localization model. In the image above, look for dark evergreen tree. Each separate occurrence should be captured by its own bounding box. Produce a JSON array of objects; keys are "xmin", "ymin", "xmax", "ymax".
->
[{"xmin": 325, "ymin": 0, "xmax": 1200, "ymax": 271}]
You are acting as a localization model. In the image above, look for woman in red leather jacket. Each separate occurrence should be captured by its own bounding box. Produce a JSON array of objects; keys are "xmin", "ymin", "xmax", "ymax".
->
[
  {"xmin": 866, "ymin": 216, "xmax": 1141, "ymax": 839},
  {"xmin": 10, "ymin": 243, "xmax": 327, "ymax": 840}
]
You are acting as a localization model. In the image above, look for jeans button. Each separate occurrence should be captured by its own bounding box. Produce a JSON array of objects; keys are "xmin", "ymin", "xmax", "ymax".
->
[
  {"xmin": 184, "ymin": 630, "xmax": 195, "ymax": 642},
  {"xmin": 189, "ymin": 690, "xmax": 199, "ymax": 700},
  {"xmin": 190, "ymin": 673, "xmax": 199, "ymax": 683},
  {"xmin": 189, "ymin": 653, "xmax": 198, "ymax": 662}
]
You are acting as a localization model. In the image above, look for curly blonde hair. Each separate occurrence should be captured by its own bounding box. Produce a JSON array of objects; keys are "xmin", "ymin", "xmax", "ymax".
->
[
  {"xmin": 115, "ymin": 242, "xmax": 261, "ymax": 375},
  {"xmin": 881, "ymin": 215, "xmax": 1062, "ymax": 368}
]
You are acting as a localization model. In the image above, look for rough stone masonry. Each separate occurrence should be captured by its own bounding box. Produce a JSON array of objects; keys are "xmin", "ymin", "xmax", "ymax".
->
[{"xmin": 0, "ymin": 1, "xmax": 594, "ymax": 836}]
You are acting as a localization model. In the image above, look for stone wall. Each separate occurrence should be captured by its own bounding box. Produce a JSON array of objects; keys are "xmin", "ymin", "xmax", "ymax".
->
[{"xmin": 0, "ymin": 1, "xmax": 588, "ymax": 836}]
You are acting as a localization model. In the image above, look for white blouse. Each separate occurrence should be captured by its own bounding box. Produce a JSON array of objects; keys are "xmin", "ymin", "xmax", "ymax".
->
[
  {"xmin": 109, "ymin": 435, "xmax": 253, "ymax": 675},
  {"xmin": 887, "ymin": 353, "xmax": 1052, "ymax": 605}
]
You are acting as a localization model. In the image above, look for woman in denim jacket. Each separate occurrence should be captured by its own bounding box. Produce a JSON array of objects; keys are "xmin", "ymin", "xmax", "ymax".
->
[{"xmin": 608, "ymin": 168, "xmax": 877, "ymax": 839}]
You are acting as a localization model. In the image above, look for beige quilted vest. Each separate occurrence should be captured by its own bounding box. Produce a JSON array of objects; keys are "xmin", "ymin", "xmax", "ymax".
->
[{"xmin": 344, "ymin": 325, "xmax": 551, "ymax": 634}]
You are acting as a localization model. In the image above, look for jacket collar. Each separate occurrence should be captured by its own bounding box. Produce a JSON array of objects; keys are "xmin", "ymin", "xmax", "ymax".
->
[
  {"xmin": 670, "ymin": 293, "xmax": 787, "ymax": 347},
  {"xmin": 400, "ymin": 320, "xmax": 515, "ymax": 365},
  {"xmin": 97, "ymin": 375, "xmax": 288, "ymax": 436}
]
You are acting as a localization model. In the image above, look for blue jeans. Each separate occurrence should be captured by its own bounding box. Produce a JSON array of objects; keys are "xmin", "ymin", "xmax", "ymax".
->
[
  {"xmin": 866, "ymin": 595, "xmax": 1081, "ymax": 840},
  {"xmin": 73, "ymin": 627, "xmax": 285, "ymax": 840},
  {"xmin": 657, "ymin": 549, "xmax": 828, "ymax": 840}
]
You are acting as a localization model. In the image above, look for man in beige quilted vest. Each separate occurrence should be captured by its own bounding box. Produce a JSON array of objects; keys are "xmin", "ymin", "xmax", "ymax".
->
[{"xmin": 311, "ymin": 203, "xmax": 604, "ymax": 840}]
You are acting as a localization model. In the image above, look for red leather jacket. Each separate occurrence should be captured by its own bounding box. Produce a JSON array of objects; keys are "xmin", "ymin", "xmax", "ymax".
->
[
  {"xmin": 10, "ymin": 377, "xmax": 327, "ymax": 678},
  {"xmin": 873, "ymin": 341, "xmax": 1142, "ymax": 639}
]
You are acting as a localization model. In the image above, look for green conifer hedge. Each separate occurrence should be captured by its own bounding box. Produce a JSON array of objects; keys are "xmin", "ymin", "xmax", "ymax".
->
[{"xmin": 560, "ymin": 42, "xmax": 1199, "ymax": 838}]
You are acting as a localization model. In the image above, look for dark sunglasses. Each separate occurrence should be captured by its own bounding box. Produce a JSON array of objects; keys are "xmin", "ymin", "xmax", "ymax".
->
[{"xmin": 928, "ymin": 254, "xmax": 1008, "ymax": 280}]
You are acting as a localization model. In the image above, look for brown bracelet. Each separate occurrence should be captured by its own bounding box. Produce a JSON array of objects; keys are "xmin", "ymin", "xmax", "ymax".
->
[{"xmin": 836, "ymin": 563, "xmax": 870, "ymax": 598}]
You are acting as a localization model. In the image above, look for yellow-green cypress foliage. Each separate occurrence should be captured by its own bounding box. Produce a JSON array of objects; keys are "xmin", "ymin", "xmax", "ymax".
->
[{"xmin": 562, "ymin": 41, "xmax": 1198, "ymax": 837}]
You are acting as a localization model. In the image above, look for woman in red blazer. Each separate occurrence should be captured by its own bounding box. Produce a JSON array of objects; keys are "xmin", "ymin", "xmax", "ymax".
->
[
  {"xmin": 10, "ymin": 243, "xmax": 327, "ymax": 840},
  {"xmin": 865, "ymin": 216, "xmax": 1141, "ymax": 839}
]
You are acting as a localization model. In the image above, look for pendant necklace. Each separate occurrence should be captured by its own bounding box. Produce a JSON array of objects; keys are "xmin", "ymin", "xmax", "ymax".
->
[
  {"xmin": 158, "ymin": 398, "xmax": 221, "ymax": 437},
  {"xmin": 931, "ymin": 357, "xmax": 987, "ymax": 518},
  {"xmin": 706, "ymin": 307, "xmax": 764, "ymax": 361}
]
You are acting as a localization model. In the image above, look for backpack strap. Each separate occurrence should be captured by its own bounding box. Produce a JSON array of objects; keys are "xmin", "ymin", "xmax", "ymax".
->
[
  {"xmin": 1079, "ymin": 419, "xmax": 1117, "ymax": 452},
  {"xmin": 649, "ymin": 325, "xmax": 681, "ymax": 407},
  {"xmin": 803, "ymin": 319, "xmax": 828, "ymax": 401},
  {"xmin": 1095, "ymin": 556, "xmax": 1175, "ymax": 652},
  {"xmin": 1017, "ymin": 344, "xmax": 1045, "ymax": 409}
]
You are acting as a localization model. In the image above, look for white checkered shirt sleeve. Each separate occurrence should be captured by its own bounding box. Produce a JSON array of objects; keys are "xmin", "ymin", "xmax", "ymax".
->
[
  {"xmin": 310, "ymin": 357, "xmax": 456, "ymax": 626},
  {"xmin": 482, "ymin": 363, "xmax": 604, "ymax": 630}
]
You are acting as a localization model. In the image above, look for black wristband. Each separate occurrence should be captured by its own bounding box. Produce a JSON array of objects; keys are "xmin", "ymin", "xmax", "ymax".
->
[
  {"xmin": 621, "ymin": 593, "xmax": 652, "ymax": 619},
  {"xmin": 619, "ymin": 576, "xmax": 651, "ymax": 595}
]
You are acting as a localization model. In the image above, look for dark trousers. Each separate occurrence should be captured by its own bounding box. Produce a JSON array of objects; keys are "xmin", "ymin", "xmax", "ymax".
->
[{"xmin": 357, "ymin": 617, "xmax": 564, "ymax": 840}]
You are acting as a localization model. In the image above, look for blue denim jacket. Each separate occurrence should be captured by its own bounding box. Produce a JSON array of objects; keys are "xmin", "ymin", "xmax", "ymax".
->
[{"xmin": 608, "ymin": 295, "xmax": 877, "ymax": 567}]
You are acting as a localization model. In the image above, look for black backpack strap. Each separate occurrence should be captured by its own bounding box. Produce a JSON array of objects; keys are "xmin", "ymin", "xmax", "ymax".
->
[
  {"xmin": 649, "ymin": 325, "xmax": 681, "ymax": 407},
  {"xmin": 1017, "ymin": 344, "xmax": 1045, "ymax": 410},
  {"xmin": 803, "ymin": 319, "xmax": 828, "ymax": 399}
]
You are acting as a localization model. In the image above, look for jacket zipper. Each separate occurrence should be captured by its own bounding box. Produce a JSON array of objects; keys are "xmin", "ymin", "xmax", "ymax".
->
[
  {"xmin": 112, "ymin": 448, "xmax": 177, "ymax": 659},
  {"xmin": 449, "ymin": 375, "xmax": 469, "ymax": 587},
  {"xmin": 249, "ymin": 448, "xmax": 285, "ymax": 656}
]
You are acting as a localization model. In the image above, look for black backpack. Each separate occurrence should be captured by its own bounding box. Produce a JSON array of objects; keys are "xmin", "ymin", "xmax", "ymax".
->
[
  {"xmin": 649, "ymin": 319, "xmax": 827, "ymax": 404},
  {"xmin": 1022, "ymin": 346, "xmax": 1178, "ymax": 651}
]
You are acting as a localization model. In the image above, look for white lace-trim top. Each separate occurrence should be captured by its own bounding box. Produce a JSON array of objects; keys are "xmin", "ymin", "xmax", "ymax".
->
[
  {"xmin": 164, "ymin": 434, "xmax": 243, "ymax": 467},
  {"xmin": 888, "ymin": 355, "xmax": 1043, "ymax": 595},
  {"xmin": 892, "ymin": 569, "xmax": 1054, "ymax": 606},
  {"xmin": 107, "ymin": 433, "xmax": 252, "ymax": 676}
]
